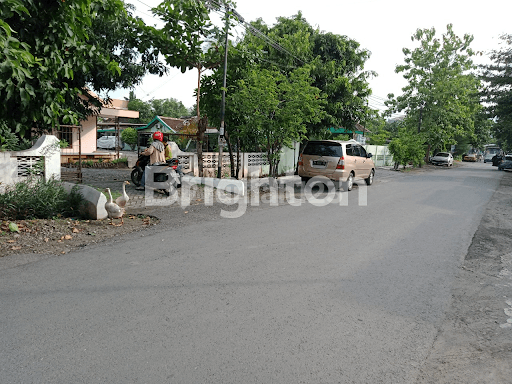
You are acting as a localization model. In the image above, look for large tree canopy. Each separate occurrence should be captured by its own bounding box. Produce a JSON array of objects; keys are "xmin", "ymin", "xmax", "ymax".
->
[
  {"xmin": 386, "ymin": 24, "xmax": 482, "ymax": 155},
  {"xmin": 199, "ymin": 11, "xmax": 372, "ymax": 176},
  {"xmin": 0, "ymin": 0, "xmax": 163, "ymax": 150},
  {"xmin": 245, "ymin": 13, "xmax": 375, "ymax": 137},
  {"xmin": 480, "ymin": 34, "xmax": 512, "ymax": 151}
]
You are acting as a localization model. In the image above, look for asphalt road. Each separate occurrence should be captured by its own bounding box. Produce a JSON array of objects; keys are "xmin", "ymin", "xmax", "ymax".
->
[{"xmin": 0, "ymin": 163, "xmax": 504, "ymax": 383}]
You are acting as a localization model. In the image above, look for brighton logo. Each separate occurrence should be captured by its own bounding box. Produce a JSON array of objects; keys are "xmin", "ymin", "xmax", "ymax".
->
[{"xmin": 142, "ymin": 166, "xmax": 368, "ymax": 218}]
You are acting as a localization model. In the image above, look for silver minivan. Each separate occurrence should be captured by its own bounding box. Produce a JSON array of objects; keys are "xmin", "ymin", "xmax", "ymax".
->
[{"xmin": 297, "ymin": 139, "xmax": 375, "ymax": 191}]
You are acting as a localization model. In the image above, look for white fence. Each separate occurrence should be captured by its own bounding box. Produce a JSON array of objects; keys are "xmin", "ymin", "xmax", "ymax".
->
[
  {"xmin": 173, "ymin": 143, "xmax": 389, "ymax": 177},
  {"xmin": 0, "ymin": 135, "xmax": 61, "ymax": 188},
  {"xmin": 364, "ymin": 145, "xmax": 393, "ymax": 167},
  {"xmin": 175, "ymin": 142, "xmax": 299, "ymax": 178}
]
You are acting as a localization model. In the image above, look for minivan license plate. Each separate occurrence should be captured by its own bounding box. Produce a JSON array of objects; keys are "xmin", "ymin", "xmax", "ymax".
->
[{"xmin": 313, "ymin": 160, "xmax": 326, "ymax": 166}]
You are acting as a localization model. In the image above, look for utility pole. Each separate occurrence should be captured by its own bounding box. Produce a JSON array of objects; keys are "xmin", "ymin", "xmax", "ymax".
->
[{"xmin": 217, "ymin": 6, "xmax": 230, "ymax": 179}]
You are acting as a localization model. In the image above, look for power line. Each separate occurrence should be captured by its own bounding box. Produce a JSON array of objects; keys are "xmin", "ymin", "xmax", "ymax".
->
[
  {"xmin": 132, "ymin": 0, "xmax": 153, "ymax": 9},
  {"xmin": 205, "ymin": 1, "xmax": 308, "ymax": 65},
  {"xmin": 141, "ymin": 72, "xmax": 182, "ymax": 100}
]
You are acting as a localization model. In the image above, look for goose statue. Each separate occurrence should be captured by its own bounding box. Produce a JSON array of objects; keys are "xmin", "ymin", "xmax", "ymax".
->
[
  {"xmin": 115, "ymin": 181, "xmax": 130, "ymax": 208},
  {"xmin": 104, "ymin": 187, "xmax": 125, "ymax": 226}
]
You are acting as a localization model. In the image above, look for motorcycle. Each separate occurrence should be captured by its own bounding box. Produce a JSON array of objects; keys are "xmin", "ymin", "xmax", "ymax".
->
[
  {"xmin": 131, "ymin": 154, "xmax": 150, "ymax": 186},
  {"xmin": 131, "ymin": 155, "xmax": 182, "ymax": 193}
]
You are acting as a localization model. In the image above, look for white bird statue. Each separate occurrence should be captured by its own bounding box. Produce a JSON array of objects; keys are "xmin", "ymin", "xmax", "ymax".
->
[
  {"xmin": 104, "ymin": 187, "xmax": 125, "ymax": 226},
  {"xmin": 115, "ymin": 181, "xmax": 130, "ymax": 208}
]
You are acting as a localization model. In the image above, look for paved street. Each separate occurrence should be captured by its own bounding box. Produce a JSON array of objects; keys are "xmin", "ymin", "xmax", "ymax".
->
[
  {"xmin": 78, "ymin": 165, "xmax": 406, "ymax": 210},
  {"xmin": 1, "ymin": 162, "xmax": 509, "ymax": 383}
]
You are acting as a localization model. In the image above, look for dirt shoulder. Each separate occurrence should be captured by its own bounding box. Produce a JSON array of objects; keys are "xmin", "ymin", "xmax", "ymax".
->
[
  {"xmin": 0, "ymin": 214, "xmax": 159, "ymax": 259},
  {"xmin": 416, "ymin": 171, "xmax": 512, "ymax": 383}
]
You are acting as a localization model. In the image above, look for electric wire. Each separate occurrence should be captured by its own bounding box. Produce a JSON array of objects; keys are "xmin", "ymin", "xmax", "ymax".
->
[{"xmin": 128, "ymin": 1, "xmax": 405, "ymax": 120}]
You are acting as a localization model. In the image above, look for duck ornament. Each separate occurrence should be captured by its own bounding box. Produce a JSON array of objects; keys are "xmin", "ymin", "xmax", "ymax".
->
[
  {"xmin": 104, "ymin": 185, "xmax": 127, "ymax": 226},
  {"xmin": 115, "ymin": 180, "xmax": 130, "ymax": 208}
]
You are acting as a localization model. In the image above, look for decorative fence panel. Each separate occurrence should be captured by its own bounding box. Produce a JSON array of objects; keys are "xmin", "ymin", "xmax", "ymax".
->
[{"xmin": 16, "ymin": 156, "xmax": 44, "ymax": 178}]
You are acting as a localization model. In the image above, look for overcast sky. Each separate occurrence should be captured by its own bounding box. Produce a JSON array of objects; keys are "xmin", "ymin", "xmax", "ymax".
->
[{"xmin": 111, "ymin": 0, "xmax": 511, "ymax": 113}]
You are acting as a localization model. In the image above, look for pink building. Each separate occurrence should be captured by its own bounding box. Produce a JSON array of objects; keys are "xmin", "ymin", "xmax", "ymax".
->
[{"xmin": 58, "ymin": 97, "xmax": 139, "ymax": 163}]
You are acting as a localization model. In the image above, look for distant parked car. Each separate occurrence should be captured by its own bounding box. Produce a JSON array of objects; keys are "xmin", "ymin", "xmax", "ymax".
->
[
  {"xmin": 430, "ymin": 152, "xmax": 454, "ymax": 166},
  {"xmin": 97, "ymin": 136, "xmax": 122, "ymax": 149},
  {"xmin": 463, "ymin": 154, "xmax": 477, "ymax": 162},
  {"xmin": 498, "ymin": 155, "xmax": 512, "ymax": 171}
]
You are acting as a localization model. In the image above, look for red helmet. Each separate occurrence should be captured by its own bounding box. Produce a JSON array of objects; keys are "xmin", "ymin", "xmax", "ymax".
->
[{"xmin": 152, "ymin": 131, "xmax": 164, "ymax": 142}]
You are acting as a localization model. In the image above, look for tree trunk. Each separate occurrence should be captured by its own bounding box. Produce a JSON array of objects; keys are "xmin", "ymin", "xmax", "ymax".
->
[
  {"xmin": 197, "ymin": 116, "xmax": 207, "ymax": 177},
  {"xmin": 236, "ymin": 137, "xmax": 240, "ymax": 179},
  {"xmin": 224, "ymin": 130, "xmax": 235, "ymax": 178},
  {"xmin": 425, "ymin": 144, "xmax": 431, "ymax": 165},
  {"xmin": 196, "ymin": 65, "xmax": 201, "ymax": 118}
]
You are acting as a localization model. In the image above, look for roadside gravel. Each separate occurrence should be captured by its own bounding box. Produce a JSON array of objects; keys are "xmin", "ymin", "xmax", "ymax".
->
[{"xmin": 416, "ymin": 170, "xmax": 512, "ymax": 383}]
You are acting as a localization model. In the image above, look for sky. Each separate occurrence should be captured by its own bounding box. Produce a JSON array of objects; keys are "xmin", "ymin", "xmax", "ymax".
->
[{"xmin": 111, "ymin": 0, "xmax": 512, "ymax": 113}]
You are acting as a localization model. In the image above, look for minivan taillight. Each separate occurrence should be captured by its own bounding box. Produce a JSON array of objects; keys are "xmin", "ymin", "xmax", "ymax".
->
[
  {"xmin": 336, "ymin": 156, "xmax": 345, "ymax": 169},
  {"xmin": 298, "ymin": 154, "xmax": 303, "ymax": 166}
]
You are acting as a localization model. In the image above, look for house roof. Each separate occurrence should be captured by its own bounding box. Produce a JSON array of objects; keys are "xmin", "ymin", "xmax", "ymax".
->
[
  {"xmin": 80, "ymin": 89, "xmax": 139, "ymax": 119},
  {"xmin": 139, "ymin": 116, "xmax": 218, "ymax": 135}
]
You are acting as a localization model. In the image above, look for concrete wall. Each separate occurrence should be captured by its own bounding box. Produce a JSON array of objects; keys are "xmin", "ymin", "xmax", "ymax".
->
[
  {"xmin": 81, "ymin": 116, "xmax": 98, "ymax": 153},
  {"xmin": 0, "ymin": 135, "xmax": 61, "ymax": 188}
]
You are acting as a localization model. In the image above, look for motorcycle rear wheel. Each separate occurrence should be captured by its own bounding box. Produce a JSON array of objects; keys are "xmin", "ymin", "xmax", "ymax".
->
[{"xmin": 131, "ymin": 169, "xmax": 142, "ymax": 187}]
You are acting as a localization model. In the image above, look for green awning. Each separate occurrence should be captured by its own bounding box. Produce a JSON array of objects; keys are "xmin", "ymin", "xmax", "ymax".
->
[{"xmin": 329, "ymin": 127, "xmax": 364, "ymax": 135}]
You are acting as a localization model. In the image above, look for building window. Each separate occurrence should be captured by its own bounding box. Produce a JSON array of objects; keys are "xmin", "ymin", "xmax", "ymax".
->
[{"xmin": 57, "ymin": 127, "xmax": 73, "ymax": 148}]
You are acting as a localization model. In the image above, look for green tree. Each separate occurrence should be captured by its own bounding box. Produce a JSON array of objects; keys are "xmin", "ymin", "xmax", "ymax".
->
[
  {"xmin": 200, "ymin": 12, "xmax": 371, "ymax": 162},
  {"xmin": 127, "ymin": 99, "xmax": 154, "ymax": 124},
  {"xmin": 120, "ymin": 127, "xmax": 138, "ymax": 150},
  {"xmin": 239, "ymin": 13, "xmax": 374, "ymax": 138},
  {"xmin": 230, "ymin": 66, "xmax": 325, "ymax": 177},
  {"xmin": 388, "ymin": 128, "xmax": 426, "ymax": 170},
  {"xmin": 127, "ymin": 90, "xmax": 191, "ymax": 124},
  {"xmin": 480, "ymin": 34, "xmax": 512, "ymax": 151},
  {"xmin": 150, "ymin": 98, "xmax": 189, "ymax": 118},
  {"xmin": 365, "ymin": 113, "xmax": 390, "ymax": 145},
  {"xmin": 0, "ymin": 0, "xmax": 163, "ymax": 150},
  {"xmin": 309, "ymin": 27, "xmax": 375, "ymax": 137},
  {"xmin": 386, "ymin": 24, "xmax": 482, "ymax": 158}
]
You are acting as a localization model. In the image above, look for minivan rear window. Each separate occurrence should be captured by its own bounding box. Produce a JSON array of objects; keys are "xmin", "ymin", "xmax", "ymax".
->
[{"xmin": 302, "ymin": 141, "xmax": 342, "ymax": 157}]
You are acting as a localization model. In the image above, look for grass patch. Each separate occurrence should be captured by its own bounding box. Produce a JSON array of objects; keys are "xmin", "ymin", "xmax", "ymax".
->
[
  {"xmin": 0, "ymin": 177, "xmax": 86, "ymax": 220},
  {"xmin": 86, "ymin": 185, "xmax": 121, "ymax": 201}
]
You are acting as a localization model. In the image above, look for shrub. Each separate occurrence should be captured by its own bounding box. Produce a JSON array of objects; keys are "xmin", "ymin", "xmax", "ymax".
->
[
  {"xmin": 111, "ymin": 157, "xmax": 128, "ymax": 165},
  {"xmin": 0, "ymin": 177, "xmax": 86, "ymax": 220},
  {"xmin": 388, "ymin": 128, "xmax": 425, "ymax": 170},
  {"xmin": 121, "ymin": 127, "xmax": 138, "ymax": 150}
]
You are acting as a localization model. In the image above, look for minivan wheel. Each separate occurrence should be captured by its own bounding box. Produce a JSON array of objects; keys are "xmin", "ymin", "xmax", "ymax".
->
[
  {"xmin": 365, "ymin": 169, "xmax": 374, "ymax": 186},
  {"xmin": 343, "ymin": 173, "xmax": 354, "ymax": 191}
]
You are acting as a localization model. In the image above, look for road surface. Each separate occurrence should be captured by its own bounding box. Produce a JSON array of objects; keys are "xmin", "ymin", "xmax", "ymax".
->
[{"xmin": 0, "ymin": 163, "xmax": 504, "ymax": 383}]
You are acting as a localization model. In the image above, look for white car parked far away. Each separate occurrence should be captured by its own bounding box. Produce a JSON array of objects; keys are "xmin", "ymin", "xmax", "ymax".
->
[{"xmin": 430, "ymin": 152, "xmax": 453, "ymax": 166}]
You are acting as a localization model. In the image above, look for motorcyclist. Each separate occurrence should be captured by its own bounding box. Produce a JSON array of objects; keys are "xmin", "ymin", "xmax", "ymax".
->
[
  {"xmin": 135, "ymin": 131, "xmax": 171, "ymax": 190},
  {"xmin": 492, "ymin": 153, "xmax": 504, "ymax": 167},
  {"xmin": 164, "ymin": 138, "xmax": 184, "ymax": 177}
]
